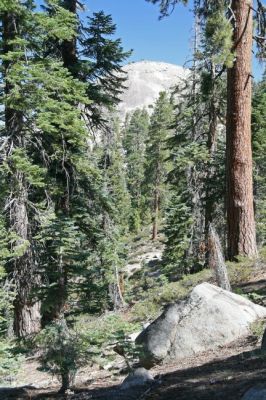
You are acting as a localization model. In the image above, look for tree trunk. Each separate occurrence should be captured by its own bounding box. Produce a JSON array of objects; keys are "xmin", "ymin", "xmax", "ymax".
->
[
  {"xmin": 152, "ymin": 188, "xmax": 159, "ymax": 240},
  {"xmin": 208, "ymin": 224, "xmax": 231, "ymax": 291},
  {"xmin": 58, "ymin": 370, "xmax": 70, "ymax": 394},
  {"xmin": 205, "ymin": 63, "xmax": 218, "ymax": 266},
  {"xmin": 226, "ymin": 0, "xmax": 257, "ymax": 259},
  {"xmin": 2, "ymin": 12, "xmax": 41, "ymax": 337},
  {"xmin": 61, "ymin": 0, "xmax": 78, "ymax": 71},
  {"xmin": 42, "ymin": 0, "xmax": 78, "ymax": 324}
]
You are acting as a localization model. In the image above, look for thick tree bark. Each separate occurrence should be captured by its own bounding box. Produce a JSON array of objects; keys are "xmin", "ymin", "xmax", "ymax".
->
[
  {"xmin": 226, "ymin": 0, "xmax": 257, "ymax": 259},
  {"xmin": 2, "ymin": 12, "xmax": 41, "ymax": 337}
]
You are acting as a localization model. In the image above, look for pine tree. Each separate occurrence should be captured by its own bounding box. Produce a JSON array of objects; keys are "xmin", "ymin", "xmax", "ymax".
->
[
  {"xmin": 60, "ymin": 0, "xmax": 78, "ymax": 71},
  {"xmin": 57, "ymin": 4, "xmax": 131, "ymax": 314},
  {"xmin": 0, "ymin": 0, "xmax": 42, "ymax": 336},
  {"xmin": 162, "ymin": 81, "xmax": 209, "ymax": 277},
  {"xmin": 80, "ymin": 10, "xmax": 131, "ymax": 128},
  {"xmin": 145, "ymin": 92, "xmax": 174, "ymax": 240},
  {"xmin": 35, "ymin": 2, "xmax": 130, "ymax": 322},
  {"xmin": 252, "ymin": 74, "xmax": 266, "ymax": 245},
  {"xmin": 0, "ymin": 0, "xmax": 90, "ymax": 335},
  {"xmin": 162, "ymin": 1, "xmax": 228, "ymax": 275},
  {"xmin": 198, "ymin": 2, "xmax": 228, "ymax": 265},
  {"xmin": 147, "ymin": 0, "xmax": 266, "ymax": 259},
  {"xmin": 123, "ymin": 109, "xmax": 149, "ymax": 232},
  {"xmin": 89, "ymin": 115, "xmax": 131, "ymax": 311},
  {"xmin": 226, "ymin": 0, "xmax": 257, "ymax": 259}
]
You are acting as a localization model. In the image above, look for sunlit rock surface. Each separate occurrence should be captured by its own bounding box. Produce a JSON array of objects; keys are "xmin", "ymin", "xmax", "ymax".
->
[{"xmin": 118, "ymin": 60, "xmax": 190, "ymax": 118}]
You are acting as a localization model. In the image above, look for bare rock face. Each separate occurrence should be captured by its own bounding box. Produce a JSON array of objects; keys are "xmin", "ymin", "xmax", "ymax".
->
[
  {"xmin": 136, "ymin": 282, "xmax": 266, "ymax": 368},
  {"xmin": 117, "ymin": 60, "xmax": 190, "ymax": 118}
]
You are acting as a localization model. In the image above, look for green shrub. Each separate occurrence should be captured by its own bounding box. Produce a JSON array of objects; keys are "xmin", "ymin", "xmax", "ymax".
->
[
  {"xmin": 250, "ymin": 319, "xmax": 266, "ymax": 339},
  {"xmin": 76, "ymin": 314, "xmax": 141, "ymax": 368},
  {"xmin": 129, "ymin": 268, "xmax": 213, "ymax": 322},
  {"xmin": 36, "ymin": 319, "xmax": 87, "ymax": 393},
  {"xmin": 0, "ymin": 340, "xmax": 22, "ymax": 385}
]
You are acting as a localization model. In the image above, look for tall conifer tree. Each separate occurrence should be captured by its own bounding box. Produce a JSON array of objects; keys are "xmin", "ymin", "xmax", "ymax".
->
[
  {"xmin": 226, "ymin": 0, "xmax": 257, "ymax": 258},
  {"xmin": 147, "ymin": 0, "xmax": 266, "ymax": 259},
  {"xmin": 0, "ymin": 0, "xmax": 90, "ymax": 335},
  {"xmin": 123, "ymin": 109, "xmax": 149, "ymax": 232},
  {"xmin": 145, "ymin": 92, "xmax": 173, "ymax": 240}
]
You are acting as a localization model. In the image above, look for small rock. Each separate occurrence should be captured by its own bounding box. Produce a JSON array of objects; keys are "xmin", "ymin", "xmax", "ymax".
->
[
  {"xmin": 242, "ymin": 386, "xmax": 266, "ymax": 399},
  {"xmin": 103, "ymin": 362, "xmax": 113, "ymax": 370},
  {"xmin": 120, "ymin": 367, "xmax": 154, "ymax": 390},
  {"xmin": 128, "ymin": 331, "xmax": 141, "ymax": 342},
  {"xmin": 65, "ymin": 389, "xmax": 74, "ymax": 395}
]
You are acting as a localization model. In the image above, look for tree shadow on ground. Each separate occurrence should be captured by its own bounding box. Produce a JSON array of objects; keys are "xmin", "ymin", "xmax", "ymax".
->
[
  {"xmin": 237, "ymin": 279, "xmax": 266, "ymax": 306},
  {"xmin": 2, "ymin": 345, "xmax": 266, "ymax": 400},
  {"xmin": 145, "ymin": 348, "xmax": 266, "ymax": 400}
]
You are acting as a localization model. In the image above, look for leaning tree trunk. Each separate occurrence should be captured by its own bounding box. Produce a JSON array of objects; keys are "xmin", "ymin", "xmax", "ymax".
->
[
  {"xmin": 2, "ymin": 11, "xmax": 41, "ymax": 337},
  {"xmin": 226, "ymin": 0, "xmax": 257, "ymax": 259},
  {"xmin": 208, "ymin": 224, "xmax": 231, "ymax": 291}
]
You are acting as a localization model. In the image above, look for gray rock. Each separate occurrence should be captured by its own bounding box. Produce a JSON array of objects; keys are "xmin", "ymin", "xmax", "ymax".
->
[
  {"xmin": 261, "ymin": 327, "xmax": 266, "ymax": 351},
  {"xmin": 136, "ymin": 282, "xmax": 266, "ymax": 368},
  {"xmin": 118, "ymin": 61, "xmax": 190, "ymax": 118},
  {"xmin": 242, "ymin": 387, "xmax": 266, "ymax": 399},
  {"xmin": 120, "ymin": 367, "xmax": 154, "ymax": 390}
]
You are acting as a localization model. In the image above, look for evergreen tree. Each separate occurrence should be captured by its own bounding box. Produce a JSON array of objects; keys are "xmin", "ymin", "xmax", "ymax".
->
[
  {"xmin": 0, "ymin": 0, "xmax": 43, "ymax": 336},
  {"xmin": 123, "ymin": 108, "xmax": 149, "ymax": 232},
  {"xmin": 162, "ymin": 80, "xmax": 209, "ymax": 277},
  {"xmin": 145, "ymin": 92, "xmax": 174, "ymax": 240},
  {"xmin": 226, "ymin": 0, "xmax": 257, "ymax": 259},
  {"xmin": 81, "ymin": 115, "xmax": 131, "ymax": 312},
  {"xmin": 0, "ymin": 0, "xmax": 91, "ymax": 335},
  {"xmin": 252, "ymin": 74, "xmax": 266, "ymax": 245},
  {"xmin": 162, "ymin": 2, "xmax": 227, "ymax": 276},
  {"xmin": 147, "ymin": 0, "xmax": 266, "ymax": 259},
  {"xmin": 42, "ymin": 2, "xmax": 132, "ymax": 318},
  {"xmin": 80, "ymin": 11, "xmax": 131, "ymax": 128}
]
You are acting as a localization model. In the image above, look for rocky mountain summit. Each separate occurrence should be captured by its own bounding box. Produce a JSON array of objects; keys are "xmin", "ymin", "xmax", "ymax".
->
[{"xmin": 117, "ymin": 60, "xmax": 190, "ymax": 117}]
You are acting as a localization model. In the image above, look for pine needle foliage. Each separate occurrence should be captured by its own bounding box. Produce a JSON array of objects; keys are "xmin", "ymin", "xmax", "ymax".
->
[{"xmin": 252, "ymin": 74, "xmax": 266, "ymax": 245}]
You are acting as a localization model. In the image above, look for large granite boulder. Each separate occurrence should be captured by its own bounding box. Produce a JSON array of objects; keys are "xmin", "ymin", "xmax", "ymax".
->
[{"xmin": 136, "ymin": 282, "xmax": 266, "ymax": 368}]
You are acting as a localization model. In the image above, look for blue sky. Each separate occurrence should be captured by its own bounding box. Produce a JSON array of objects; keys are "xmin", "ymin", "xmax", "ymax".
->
[
  {"xmin": 36, "ymin": 0, "xmax": 265, "ymax": 80},
  {"xmin": 86, "ymin": 0, "xmax": 194, "ymax": 67},
  {"xmin": 84, "ymin": 0, "xmax": 265, "ymax": 80}
]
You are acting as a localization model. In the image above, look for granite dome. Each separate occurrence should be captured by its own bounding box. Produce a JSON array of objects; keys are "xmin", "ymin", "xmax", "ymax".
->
[{"xmin": 118, "ymin": 60, "xmax": 190, "ymax": 117}]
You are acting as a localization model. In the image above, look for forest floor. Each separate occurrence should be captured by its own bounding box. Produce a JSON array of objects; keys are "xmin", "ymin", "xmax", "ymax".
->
[
  {"xmin": 1, "ymin": 327, "xmax": 266, "ymax": 400},
  {"xmin": 1, "ymin": 245, "xmax": 266, "ymax": 400}
]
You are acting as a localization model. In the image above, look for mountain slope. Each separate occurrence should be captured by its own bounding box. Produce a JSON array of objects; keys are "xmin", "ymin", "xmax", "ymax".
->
[{"xmin": 117, "ymin": 60, "xmax": 190, "ymax": 117}]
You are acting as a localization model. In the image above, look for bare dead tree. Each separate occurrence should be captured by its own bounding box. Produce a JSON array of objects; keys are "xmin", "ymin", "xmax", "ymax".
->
[{"xmin": 208, "ymin": 224, "xmax": 231, "ymax": 291}]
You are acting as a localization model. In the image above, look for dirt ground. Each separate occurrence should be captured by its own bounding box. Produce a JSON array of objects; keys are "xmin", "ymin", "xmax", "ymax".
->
[
  {"xmin": 1, "ymin": 334, "xmax": 265, "ymax": 400},
  {"xmin": 1, "ymin": 277, "xmax": 266, "ymax": 400}
]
